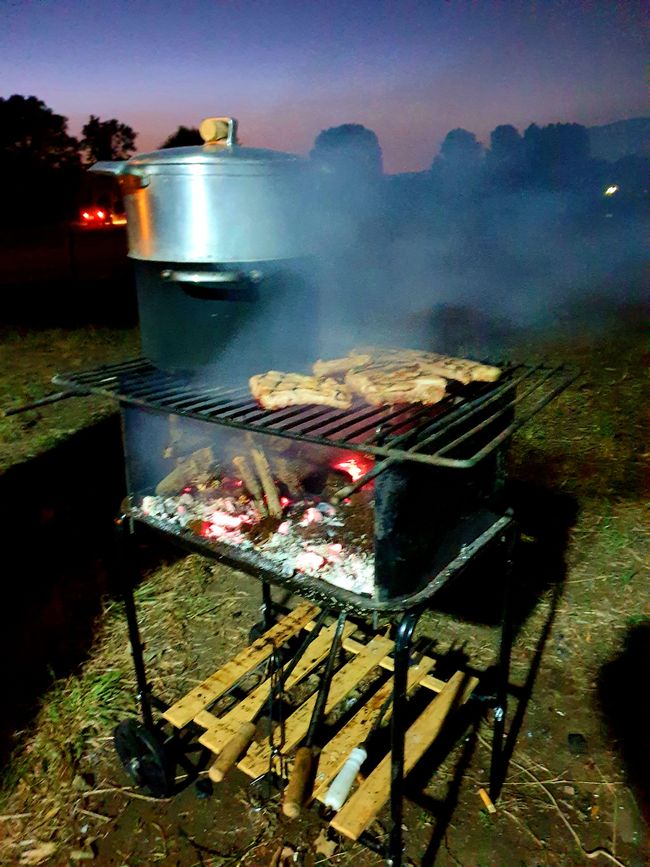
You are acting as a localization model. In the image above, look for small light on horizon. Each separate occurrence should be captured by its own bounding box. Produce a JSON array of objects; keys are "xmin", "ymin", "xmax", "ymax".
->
[{"xmin": 604, "ymin": 185, "xmax": 619, "ymax": 196}]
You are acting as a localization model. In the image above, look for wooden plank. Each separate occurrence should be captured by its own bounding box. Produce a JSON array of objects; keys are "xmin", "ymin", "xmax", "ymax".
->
[
  {"xmin": 240, "ymin": 634, "xmax": 394, "ymax": 779},
  {"xmin": 197, "ymin": 621, "xmax": 356, "ymax": 755},
  {"xmin": 311, "ymin": 655, "xmax": 435, "ymax": 803},
  {"xmin": 162, "ymin": 603, "xmax": 318, "ymax": 729},
  {"xmin": 330, "ymin": 671, "xmax": 479, "ymax": 841},
  {"xmin": 303, "ymin": 625, "xmax": 447, "ymax": 695},
  {"xmin": 193, "ymin": 709, "xmax": 219, "ymax": 730}
]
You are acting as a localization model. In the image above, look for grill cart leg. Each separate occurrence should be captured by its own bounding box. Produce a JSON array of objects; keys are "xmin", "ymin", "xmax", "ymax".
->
[
  {"xmin": 115, "ymin": 514, "xmax": 154, "ymax": 730},
  {"xmin": 249, "ymin": 580, "xmax": 277, "ymax": 643},
  {"xmin": 388, "ymin": 610, "xmax": 421, "ymax": 866},
  {"xmin": 261, "ymin": 580, "xmax": 275, "ymax": 629},
  {"xmin": 113, "ymin": 515, "xmax": 175, "ymax": 798},
  {"xmin": 489, "ymin": 521, "xmax": 519, "ymax": 801}
]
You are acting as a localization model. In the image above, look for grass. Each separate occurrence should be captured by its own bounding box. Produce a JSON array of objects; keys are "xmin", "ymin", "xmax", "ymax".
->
[{"xmin": 0, "ymin": 325, "xmax": 138, "ymax": 471}]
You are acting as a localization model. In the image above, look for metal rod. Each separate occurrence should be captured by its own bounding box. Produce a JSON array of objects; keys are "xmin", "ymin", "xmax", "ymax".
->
[
  {"xmin": 114, "ymin": 514, "xmax": 154, "ymax": 731},
  {"xmin": 283, "ymin": 610, "xmax": 347, "ymax": 818},
  {"xmin": 261, "ymin": 581, "xmax": 274, "ymax": 630},
  {"xmin": 209, "ymin": 609, "xmax": 331, "ymax": 783},
  {"xmin": 2, "ymin": 390, "xmax": 81, "ymax": 416},
  {"xmin": 389, "ymin": 611, "xmax": 420, "ymax": 866},
  {"xmin": 306, "ymin": 611, "xmax": 347, "ymax": 746},
  {"xmin": 489, "ymin": 521, "xmax": 519, "ymax": 801}
]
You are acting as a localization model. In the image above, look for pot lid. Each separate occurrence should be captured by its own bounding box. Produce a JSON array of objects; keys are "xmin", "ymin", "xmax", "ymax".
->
[{"xmin": 128, "ymin": 116, "xmax": 304, "ymax": 168}]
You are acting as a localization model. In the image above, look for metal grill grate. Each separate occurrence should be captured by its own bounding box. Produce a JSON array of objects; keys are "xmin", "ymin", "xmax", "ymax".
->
[{"xmin": 53, "ymin": 358, "xmax": 578, "ymax": 469}]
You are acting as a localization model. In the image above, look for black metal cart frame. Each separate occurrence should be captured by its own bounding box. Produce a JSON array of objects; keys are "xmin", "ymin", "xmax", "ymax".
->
[{"xmin": 114, "ymin": 507, "xmax": 519, "ymax": 867}]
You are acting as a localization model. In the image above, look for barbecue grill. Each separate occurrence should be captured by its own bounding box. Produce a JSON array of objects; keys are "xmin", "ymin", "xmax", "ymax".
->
[
  {"xmin": 52, "ymin": 357, "xmax": 575, "ymax": 609},
  {"xmin": 47, "ymin": 354, "xmax": 577, "ymax": 863}
]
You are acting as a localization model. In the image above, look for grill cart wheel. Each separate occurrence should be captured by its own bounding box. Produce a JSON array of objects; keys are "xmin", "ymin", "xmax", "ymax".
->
[{"xmin": 113, "ymin": 719, "xmax": 174, "ymax": 798}]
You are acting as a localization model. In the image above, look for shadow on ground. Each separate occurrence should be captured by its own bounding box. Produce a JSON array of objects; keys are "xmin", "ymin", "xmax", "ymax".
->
[
  {"xmin": 430, "ymin": 481, "xmax": 578, "ymax": 629},
  {"xmin": 409, "ymin": 481, "xmax": 578, "ymax": 864},
  {"xmin": 598, "ymin": 622, "xmax": 650, "ymax": 825},
  {"xmin": 0, "ymin": 416, "xmax": 181, "ymax": 764}
]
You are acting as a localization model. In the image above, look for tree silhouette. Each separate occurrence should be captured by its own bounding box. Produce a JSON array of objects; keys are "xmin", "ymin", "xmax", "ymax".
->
[
  {"xmin": 0, "ymin": 94, "xmax": 79, "ymax": 169},
  {"xmin": 311, "ymin": 124, "xmax": 383, "ymax": 177},
  {"xmin": 160, "ymin": 126, "xmax": 203, "ymax": 148},
  {"xmin": 437, "ymin": 128, "xmax": 484, "ymax": 170},
  {"xmin": 523, "ymin": 122, "xmax": 590, "ymax": 187},
  {"xmin": 486, "ymin": 124, "xmax": 524, "ymax": 188},
  {"xmin": 80, "ymin": 115, "xmax": 137, "ymax": 163},
  {"xmin": 0, "ymin": 94, "xmax": 80, "ymax": 224},
  {"xmin": 431, "ymin": 128, "xmax": 484, "ymax": 201}
]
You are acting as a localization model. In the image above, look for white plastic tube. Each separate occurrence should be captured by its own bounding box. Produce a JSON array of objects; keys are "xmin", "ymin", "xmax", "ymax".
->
[{"xmin": 322, "ymin": 746, "xmax": 368, "ymax": 811}]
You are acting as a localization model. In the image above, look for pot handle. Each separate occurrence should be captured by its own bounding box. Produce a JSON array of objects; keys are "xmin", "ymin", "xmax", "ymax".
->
[
  {"xmin": 89, "ymin": 161, "xmax": 150, "ymax": 187},
  {"xmin": 199, "ymin": 117, "xmax": 238, "ymax": 146},
  {"xmin": 161, "ymin": 268, "xmax": 262, "ymax": 301},
  {"xmin": 161, "ymin": 269, "xmax": 263, "ymax": 285}
]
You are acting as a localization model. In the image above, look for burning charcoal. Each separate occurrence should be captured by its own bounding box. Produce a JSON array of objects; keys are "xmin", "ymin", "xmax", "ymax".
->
[
  {"xmin": 300, "ymin": 507, "xmax": 323, "ymax": 526},
  {"xmin": 296, "ymin": 550, "xmax": 327, "ymax": 572},
  {"xmin": 245, "ymin": 515, "xmax": 282, "ymax": 544},
  {"xmin": 316, "ymin": 502, "xmax": 337, "ymax": 517},
  {"xmin": 186, "ymin": 518, "xmax": 207, "ymax": 536},
  {"xmin": 206, "ymin": 510, "xmax": 247, "ymax": 529},
  {"xmin": 332, "ymin": 455, "xmax": 374, "ymax": 482},
  {"xmin": 141, "ymin": 495, "xmax": 157, "ymax": 516}
]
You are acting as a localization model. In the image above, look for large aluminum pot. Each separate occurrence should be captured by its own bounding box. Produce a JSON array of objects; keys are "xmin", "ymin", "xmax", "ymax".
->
[{"xmin": 89, "ymin": 117, "xmax": 313, "ymax": 263}]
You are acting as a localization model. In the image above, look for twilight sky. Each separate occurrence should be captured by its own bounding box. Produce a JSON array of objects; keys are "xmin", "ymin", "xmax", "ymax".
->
[{"xmin": 1, "ymin": 0, "xmax": 647, "ymax": 173}]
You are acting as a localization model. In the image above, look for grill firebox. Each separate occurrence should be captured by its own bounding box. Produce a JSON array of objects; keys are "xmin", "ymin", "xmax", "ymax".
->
[{"xmin": 54, "ymin": 358, "xmax": 576, "ymax": 607}]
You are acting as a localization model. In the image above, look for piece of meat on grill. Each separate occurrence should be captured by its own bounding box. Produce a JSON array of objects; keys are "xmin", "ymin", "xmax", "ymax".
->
[
  {"xmin": 249, "ymin": 371, "xmax": 353, "ymax": 410},
  {"xmin": 345, "ymin": 362, "xmax": 447, "ymax": 406},
  {"xmin": 351, "ymin": 347, "xmax": 501, "ymax": 384},
  {"xmin": 312, "ymin": 353, "xmax": 372, "ymax": 378}
]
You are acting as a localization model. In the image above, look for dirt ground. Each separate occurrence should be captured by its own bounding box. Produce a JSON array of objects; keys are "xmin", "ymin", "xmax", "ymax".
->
[{"xmin": 0, "ymin": 292, "xmax": 647, "ymax": 866}]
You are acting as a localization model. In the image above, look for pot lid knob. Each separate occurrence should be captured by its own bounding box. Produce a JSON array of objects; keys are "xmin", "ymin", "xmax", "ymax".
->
[{"xmin": 199, "ymin": 117, "xmax": 238, "ymax": 147}]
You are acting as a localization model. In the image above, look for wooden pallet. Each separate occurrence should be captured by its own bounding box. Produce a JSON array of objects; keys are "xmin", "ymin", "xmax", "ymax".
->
[{"xmin": 163, "ymin": 606, "xmax": 479, "ymax": 842}]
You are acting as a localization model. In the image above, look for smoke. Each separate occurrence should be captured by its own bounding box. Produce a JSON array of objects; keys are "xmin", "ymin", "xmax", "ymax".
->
[
  {"xmin": 138, "ymin": 146, "xmax": 645, "ymax": 384},
  {"xmin": 312, "ymin": 174, "xmax": 646, "ymax": 360}
]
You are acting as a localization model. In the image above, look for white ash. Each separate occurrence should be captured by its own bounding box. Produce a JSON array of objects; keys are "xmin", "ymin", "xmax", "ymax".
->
[{"xmin": 138, "ymin": 492, "xmax": 375, "ymax": 598}]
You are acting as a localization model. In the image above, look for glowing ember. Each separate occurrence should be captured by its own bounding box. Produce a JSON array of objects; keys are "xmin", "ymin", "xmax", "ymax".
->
[
  {"xmin": 208, "ymin": 512, "xmax": 249, "ymax": 530},
  {"xmin": 333, "ymin": 455, "xmax": 374, "ymax": 482},
  {"xmin": 324, "ymin": 543, "xmax": 343, "ymax": 564},
  {"xmin": 280, "ymin": 496, "xmax": 291, "ymax": 508},
  {"xmin": 203, "ymin": 511, "xmax": 249, "ymax": 540},
  {"xmin": 300, "ymin": 507, "xmax": 323, "ymax": 525},
  {"xmin": 296, "ymin": 550, "xmax": 326, "ymax": 572}
]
